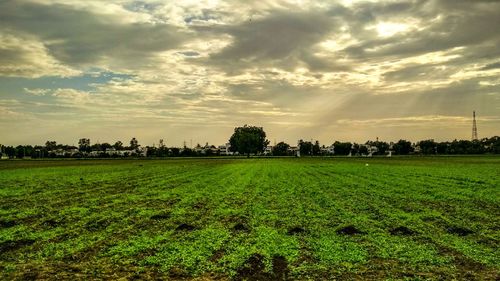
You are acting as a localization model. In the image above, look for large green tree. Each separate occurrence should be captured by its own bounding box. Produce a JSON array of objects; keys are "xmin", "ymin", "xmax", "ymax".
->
[
  {"xmin": 272, "ymin": 141, "xmax": 290, "ymax": 156},
  {"xmin": 229, "ymin": 125, "xmax": 269, "ymax": 157},
  {"xmin": 45, "ymin": 141, "xmax": 57, "ymax": 151},
  {"xmin": 393, "ymin": 139, "xmax": 413, "ymax": 155},
  {"xmin": 417, "ymin": 139, "xmax": 437, "ymax": 154},
  {"xmin": 113, "ymin": 141, "xmax": 123, "ymax": 150},
  {"xmin": 313, "ymin": 140, "xmax": 321, "ymax": 155},
  {"xmin": 333, "ymin": 141, "xmax": 352, "ymax": 155},
  {"xmin": 78, "ymin": 138, "xmax": 91, "ymax": 153},
  {"xmin": 130, "ymin": 138, "xmax": 140, "ymax": 150},
  {"xmin": 298, "ymin": 140, "xmax": 312, "ymax": 156}
]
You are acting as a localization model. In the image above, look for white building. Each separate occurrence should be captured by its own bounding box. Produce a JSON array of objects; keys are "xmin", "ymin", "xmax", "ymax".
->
[
  {"xmin": 218, "ymin": 143, "xmax": 233, "ymax": 155},
  {"xmin": 367, "ymin": 145, "xmax": 378, "ymax": 157},
  {"xmin": 321, "ymin": 145, "xmax": 335, "ymax": 155},
  {"xmin": 264, "ymin": 145, "xmax": 273, "ymax": 155},
  {"xmin": 288, "ymin": 146, "xmax": 300, "ymax": 156}
]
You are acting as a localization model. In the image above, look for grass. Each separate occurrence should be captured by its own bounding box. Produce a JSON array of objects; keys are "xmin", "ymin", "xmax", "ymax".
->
[{"xmin": 0, "ymin": 157, "xmax": 499, "ymax": 280}]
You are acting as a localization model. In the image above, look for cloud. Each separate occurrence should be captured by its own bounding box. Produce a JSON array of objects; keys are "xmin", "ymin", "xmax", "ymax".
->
[
  {"xmin": 1, "ymin": 0, "xmax": 500, "ymax": 145},
  {"xmin": 0, "ymin": 0, "xmax": 188, "ymax": 71},
  {"xmin": 382, "ymin": 63, "xmax": 452, "ymax": 82},
  {"xmin": 52, "ymin": 88, "xmax": 91, "ymax": 103},
  {"xmin": 342, "ymin": 0, "xmax": 500, "ymax": 60},
  {"xmin": 481, "ymin": 62, "xmax": 500, "ymax": 71},
  {"xmin": 336, "ymin": 115, "xmax": 472, "ymax": 126},
  {"xmin": 23, "ymin": 88, "xmax": 51, "ymax": 96},
  {"xmin": 204, "ymin": 9, "xmax": 345, "ymax": 73},
  {"xmin": 0, "ymin": 32, "xmax": 79, "ymax": 78}
]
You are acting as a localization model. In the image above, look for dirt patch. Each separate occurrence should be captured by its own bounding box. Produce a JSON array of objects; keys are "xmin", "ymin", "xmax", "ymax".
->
[
  {"xmin": 169, "ymin": 266, "xmax": 191, "ymax": 279},
  {"xmin": 210, "ymin": 249, "xmax": 225, "ymax": 262},
  {"xmin": 390, "ymin": 226, "xmax": 416, "ymax": 236},
  {"xmin": 21, "ymin": 270, "xmax": 39, "ymax": 281},
  {"xmin": 336, "ymin": 225, "xmax": 364, "ymax": 235},
  {"xmin": 150, "ymin": 213, "xmax": 170, "ymax": 220},
  {"xmin": 0, "ymin": 239, "xmax": 35, "ymax": 253},
  {"xmin": 193, "ymin": 202, "xmax": 206, "ymax": 210},
  {"xmin": 287, "ymin": 227, "xmax": 306, "ymax": 235},
  {"xmin": 447, "ymin": 226, "xmax": 474, "ymax": 236},
  {"xmin": 339, "ymin": 256, "xmax": 492, "ymax": 280},
  {"xmin": 437, "ymin": 246, "xmax": 498, "ymax": 280},
  {"xmin": 225, "ymin": 216, "xmax": 250, "ymax": 233},
  {"xmin": 477, "ymin": 237, "xmax": 497, "ymax": 248},
  {"xmin": 0, "ymin": 219, "xmax": 17, "ymax": 228},
  {"xmin": 224, "ymin": 215, "xmax": 248, "ymax": 223},
  {"xmin": 42, "ymin": 219, "xmax": 59, "ymax": 228},
  {"xmin": 85, "ymin": 219, "xmax": 111, "ymax": 231},
  {"xmin": 236, "ymin": 254, "xmax": 289, "ymax": 281},
  {"xmin": 176, "ymin": 223, "xmax": 195, "ymax": 231},
  {"xmin": 48, "ymin": 232, "xmax": 79, "ymax": 243},
  {"xmin": 10, "ymin": 262, "xmax": 167, "ymax": 281},
  {"xmin": 272, "ymin": 256, "xmax": 289, "ymax": 280},
  {"xmin": 233, "ymin": 223, "xmax": 250, "ymax": 233}
]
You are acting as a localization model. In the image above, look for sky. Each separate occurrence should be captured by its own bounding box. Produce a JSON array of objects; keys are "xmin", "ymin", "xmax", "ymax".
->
[{"xmin": 1, "ymin": 0, "xmax": 499, "ymax": 147}]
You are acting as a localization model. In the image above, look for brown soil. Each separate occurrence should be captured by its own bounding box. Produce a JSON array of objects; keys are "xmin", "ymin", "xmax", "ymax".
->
[
  {"xmin": 336, "ymin": 225, "xmax": 364, "ymax": 235},
  {"xmin": 235, "ymin": 254, "xmax": 289, "ymax": 281}
]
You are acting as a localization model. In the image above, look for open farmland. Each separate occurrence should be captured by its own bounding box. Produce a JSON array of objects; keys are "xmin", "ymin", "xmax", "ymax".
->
[{"xmin": 0, "ymin": 157, "xmax": 499, "ymax": 280}]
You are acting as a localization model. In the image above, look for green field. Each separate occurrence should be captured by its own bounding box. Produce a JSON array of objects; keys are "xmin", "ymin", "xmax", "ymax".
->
[{"xmin": 0, "ymin": 157, "xmax": 499, "ymax": 280}]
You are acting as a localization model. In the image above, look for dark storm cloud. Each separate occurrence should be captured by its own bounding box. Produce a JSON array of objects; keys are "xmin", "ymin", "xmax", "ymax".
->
[
  {"xmin": 343, "ymin": 0, "xmax": 500, "ymax": 60},
  {"xmin": 324, "ymin": 0, "xmax": 427, "ymax": 47},
  {"xmin": 0, "ymin": 48, "xmax": 31, "ymax": 66},
  {"xmin": 198, "ymin": 0, "xmax": 500, "ymax": 76},
  {"xmin": 226, "ymin": 79, "xmax": 318, "ymax": 102},
  {"xmin": 213, "ymin": 11, "xmax": 333, "ymax": 60},
  {"xmin": 383, "ymin": 63, "xmax": 453, "ymax": 82},
  {"xmin": 203, "ymin": 10, "xmax": 346, "ymax": 73},
  {"xmin": 0, "ymin": 0, "xmax": 187, "ymax": 68},
  {"xmin": 481, "ymin": 62, "xmax": 500, "ymax": 71},
  {"xmin": 178, "ymin": 51, "xmax": 201, "ymax": 57}
]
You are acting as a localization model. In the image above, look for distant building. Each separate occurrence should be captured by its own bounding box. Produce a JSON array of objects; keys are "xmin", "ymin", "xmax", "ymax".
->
[
  {"xmin": 321, "ymin": 145, "xmax": 335, "ymax": 155},
  {"xmin": 218, "ymin": 143, "xmax": 233, "ymax": 155},
  {"xmin": 264, "ymin": 145, "xmax": 273, "ymax": 155},
  {"xmin": 89, "ymin": 148, "xmax": 146, "ymax": 157},
  {"xmin": 288, "ymin": 146, "xmax": 300, "ymax": 156},
  {"xmin": 194, "ymin": 144, "xmax": 204, "ymax": 154},
  {"xmin": 204, "ymin": 144, "xmax": 218, "ymax": 155},
  {"xmin": 139, "ymin": 147, "xmax": 147, "ymax": 157},
  {"xmin": 367, "ymin": 145, "xmax": 378, "ymax": 157},
  {"xmin": 413, "ymin": 145, "xmax": 421, "ymax": 154},
  {"xmin": 105, "ymin": 148, "xmax": 118, "ymax": 156}
]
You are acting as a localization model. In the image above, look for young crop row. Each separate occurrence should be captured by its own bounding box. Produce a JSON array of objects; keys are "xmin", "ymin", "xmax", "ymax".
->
[{"xmin": 0, "ymin": 158, "xmax": 498, "ymax": 280}]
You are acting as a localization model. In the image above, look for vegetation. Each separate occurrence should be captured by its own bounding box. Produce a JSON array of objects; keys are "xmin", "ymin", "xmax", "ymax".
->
[
  {"xmin": 271, "ymin": 142, "xmax": 290, "ymax": 156},
  {"xmin": 332, "ymin": 141, "xmax": 352, "ymax": 156},
  {"xmin": 2, "ymin": 136, "xmax": 500, "ymax": 159},
  {"xmin": 229, "ymin": 125, "xmax": 270, "ymax": 157},
  {"xmin": 0, "ymin": 157, "xmax": 498, "ymax": 280}
]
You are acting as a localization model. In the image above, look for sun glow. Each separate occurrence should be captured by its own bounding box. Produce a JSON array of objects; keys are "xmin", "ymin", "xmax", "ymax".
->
[{"xmin": 373, "ymin": 22, "xmax": 410, "ymax": 37}]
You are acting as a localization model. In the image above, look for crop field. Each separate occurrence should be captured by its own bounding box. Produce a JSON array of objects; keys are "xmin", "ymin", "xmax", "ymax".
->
[{"xmin": 0, "ymin": 157, "xmax": 499, "ymax": 280}]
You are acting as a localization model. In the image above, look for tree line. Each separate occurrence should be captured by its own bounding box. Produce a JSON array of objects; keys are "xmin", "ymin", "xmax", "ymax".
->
[{"xmin": 1, "ymin": 125, "xmax": 500, "ymax": 159}]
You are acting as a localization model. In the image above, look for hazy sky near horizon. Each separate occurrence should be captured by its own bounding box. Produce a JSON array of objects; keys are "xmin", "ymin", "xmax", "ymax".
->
[{"xmin": 1, "ymin": 0, "xmax": 499, "ymax": 146}]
